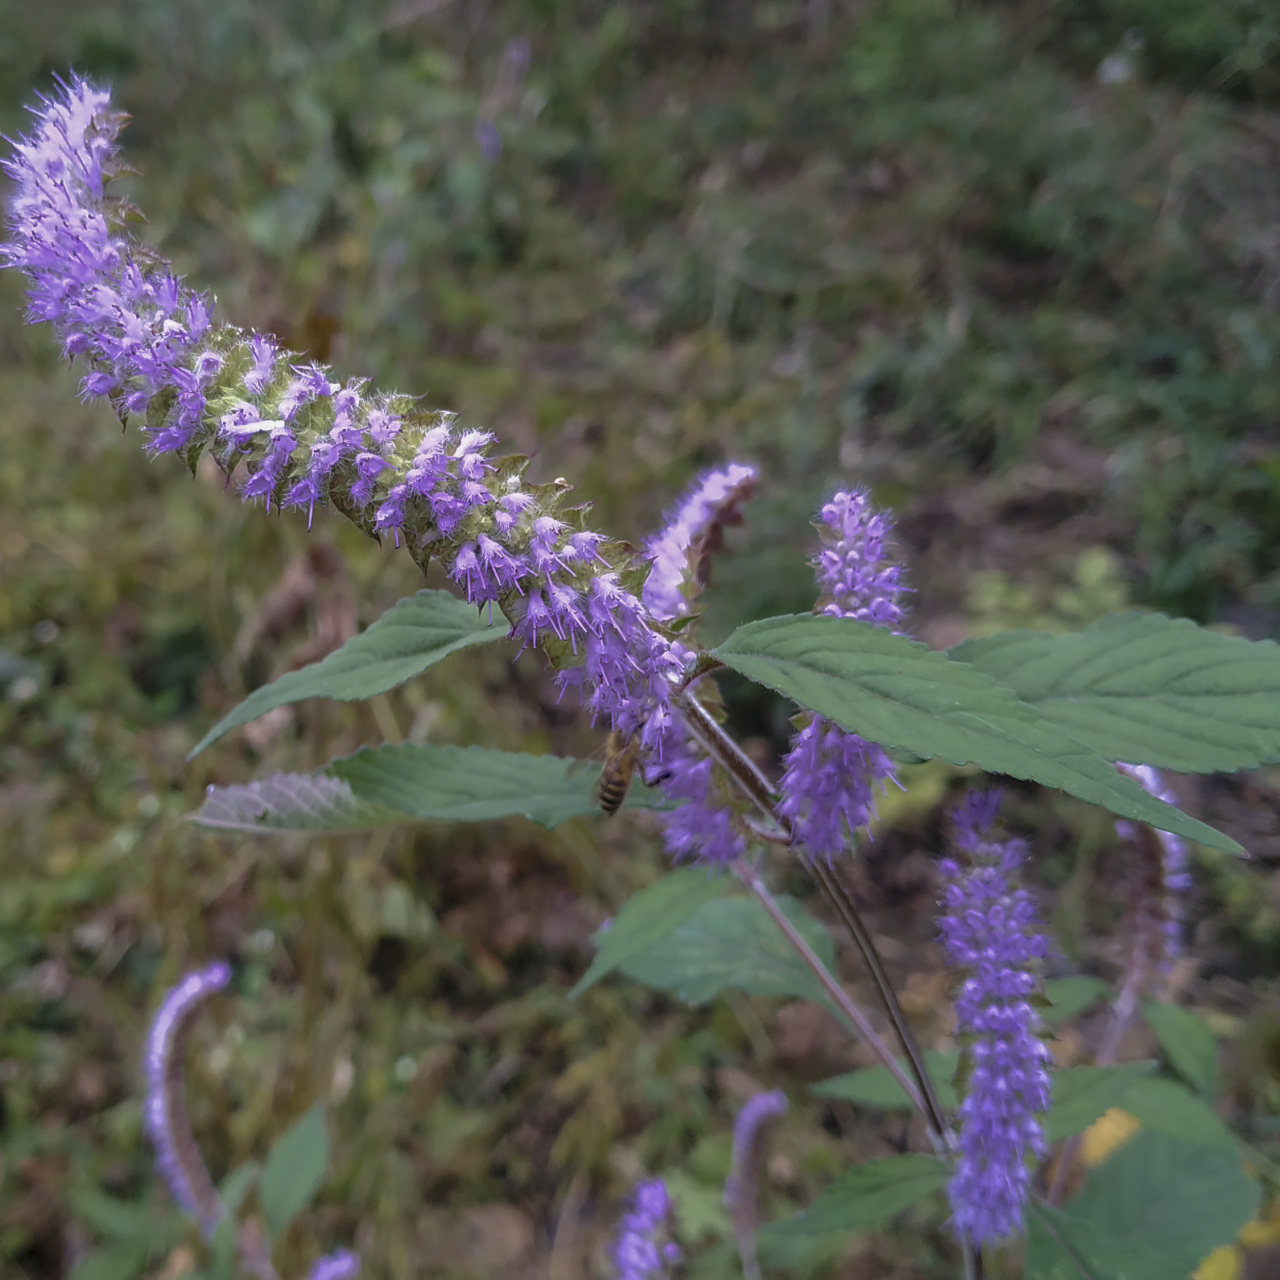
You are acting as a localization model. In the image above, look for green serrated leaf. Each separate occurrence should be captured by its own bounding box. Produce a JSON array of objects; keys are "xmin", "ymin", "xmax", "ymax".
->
[
  {"xmin": 190, "ymin": 771, "xmax": 409, "ymax": 833},
  {"xmin": 714, "ymin": 614, "xmax": 1239, "ymax": 854},
  {"xmin": 760, "ymin": 1155, "xmax": 948, "ymax": 1238},
  {"xmin": 569, "ymin": 869, "xmax": 732, "ymax": 998},
  {"xmin": 190, "ymin": 744, "xmax": 669, "ymax": 835},
  {"xmin": 1116, "ymin": 1076, "xmax": 1239, "ymax": 1154},
  {"xmin": 1041, "ymin": 976, "xmax": 1109, "ymax": 1026},
  {"xmin": 1025, "ymin": 1202, "xmax": 1185, "ymax": 1280},
  {"xmin": 259, "ymin": 1105, "xmax": 329, "ymax": 1240},
  {"xmin": 332, "ymin": 742, "xmax": 668, "ymax": 829},
  {"xmin": 620, "ymin": 896, "xmax": 836, "ymax": 1011},
  {"xmin": 1044, "ymin": 1063, "xmax": 1155, "ymax": 1143},
  {"xmin": 67, "ymin": 1243, "xmax": 151, "ymax": 1280},
  {"xmin": 1067, "ymin": 1129, "xmax": 1259, "ymax": 1272},
  {"xmin": 207, "ymin": 1214, "xmax": 238, "ymax": 1280},
  {"xmin": 69, "ymin": 1189, "xmax": 156, "ymax": 1243},
  {"xmin": 217, "ymin": 1161, "xmax": 260, "ymax": 1217},
  {"xmin": 1141, "ymin": 1001, "xmax": 1219, "ymax": 1098},
  {"xmin": 189, "ymin": 590, "xmax": 503, "ymax": 757},
  {"xmin": 809, "ymin": 1050, "xmax": 959, "ymax": 1112},
  {"xmin": 949, "ymin": 613, "xmax": 1280, "ymax": 774}
]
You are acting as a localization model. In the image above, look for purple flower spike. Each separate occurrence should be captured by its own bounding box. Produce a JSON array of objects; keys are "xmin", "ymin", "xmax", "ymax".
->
[
  {"xmin": 613, "ymin": 1178, "xmax": 681, "ymax": 1280},
  {"xmin": 938, "ymin": 793, "xmax": 1051, "ymax": 1247},
  {"xmin": 724, "ymin": 1090, "xmax": 787, "ymax": 1280},
  {"xmin": 643, "ymin": 463, "xmax": 757, "ymax": 619},
  {"xmin": 779, "ymin": 489, "xmax": 906, "ymax": 860},
  {"xmin": 143, "ymin": 963, "xmax": 232, "ymax": 1235},
  {"xmin": 308, "ymin": 1249, "xmax": 360, "ymax": 1280}
]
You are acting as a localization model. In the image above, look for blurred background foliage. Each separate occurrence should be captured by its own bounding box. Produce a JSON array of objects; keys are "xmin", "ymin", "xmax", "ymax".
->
[{"xmin": 1, "ymin": 1, "xmax": 1280, "ymax": 1277}]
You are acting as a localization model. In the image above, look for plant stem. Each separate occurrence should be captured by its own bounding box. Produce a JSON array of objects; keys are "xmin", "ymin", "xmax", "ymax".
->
[
  {"xmin": 672, "ymin": 688, "xmax": 950, "ymax": 1142},
  {"xmin": 730, "ymin": 856, "xmax": 925, "ymax": 1114}
]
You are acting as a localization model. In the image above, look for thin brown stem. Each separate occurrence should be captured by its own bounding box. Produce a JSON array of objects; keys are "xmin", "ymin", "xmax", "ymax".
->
[
  {"xmin": 672, "ymin": 688, "xmax": 950, "ymax": 1143},
  {"xmin": 731, "ymin": 857, "xmax": 926, "ymax": 1114}
]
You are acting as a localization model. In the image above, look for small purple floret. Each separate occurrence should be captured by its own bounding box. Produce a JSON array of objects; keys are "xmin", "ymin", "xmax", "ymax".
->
[
  {"xmin": 938, "ymin": 793, "xmax": 1050, "ymax": 1247},
  {"xmin": 613, "ymin": 1178, "xmax": 681, "ymax": 1280}
]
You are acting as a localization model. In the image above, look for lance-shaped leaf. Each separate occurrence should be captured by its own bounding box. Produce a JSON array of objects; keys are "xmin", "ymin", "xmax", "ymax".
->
[
  {"xmin": 619, "ymin": 895, "xmax": 838, "ymax": 1011},
  {"xmin": 191, "ymin": 771, "xmax": 409, "ymax": 832},
  {"xmin": 190, "ymin": 590, "xmax": 504, "ymax": 756},
  {"xmin": 713, "ymin": 614, "xmax": 1240, "ymax": 854},
  {"xmin": 948, "ymin": 612, "xmax": 1280, "ymax": 774},
  {"xmin": 193, "ymin": 744, "xmax": 669, "ymax": 833},
  {"xmin": 1065, "ymin": 1130, "xmax": 1259, "ymax": 1274},
  {"xmin": 761, "ymin": 1155, "xmax": 948, "ymax": 1238},
  {"xmin": 331, "ymin": 742, "xmax": 668, "ymax": 829},
  {"xmin": 1025, "ymin": 1203, "xmax": 1185, "ymax": 1280},
  {"xmin": 570, "ymin": 869, "xmax": 733, "ymax": 999}
]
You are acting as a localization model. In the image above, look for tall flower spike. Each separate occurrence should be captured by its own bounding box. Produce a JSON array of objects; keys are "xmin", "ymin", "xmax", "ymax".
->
[
  {"xmin": 142, "ymin": 963, "xmax": 232, "ymax": 1236},
  {"xmin": 724, "ymin": 1090, "xmax": 788, "ymax": 1280},
  {"xmin": 938, "ymin": 792, "xmax": 1051, "ymax": 1247},
  {"xmin": 612, "ymin": 1178, "xmax": 682, "ymax": 1280},
  {"xmin": 643, "ymin": 463, "xmax": 757, "ymax": 620},
  {"xmin": 3, "ymin": 78, "xmax": 679, "ymax": 756},
  {"xmin": 779, "ymin": 489, "xmax": 908, "ymax": 860}
]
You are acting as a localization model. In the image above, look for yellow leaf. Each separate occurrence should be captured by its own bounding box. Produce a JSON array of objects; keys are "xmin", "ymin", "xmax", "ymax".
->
[
  {"xmin": 1193, "ymin": 1244, "xmax": 1242, "ymax": 1280},
  {"xmin": 1079, "ymin": 1107, "xmax": 1142, "ymax": 1167}
]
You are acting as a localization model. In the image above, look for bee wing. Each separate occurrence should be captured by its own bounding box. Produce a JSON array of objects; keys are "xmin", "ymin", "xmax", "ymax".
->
[{"xmin": 566, "ymin": 743, "xmax": 604, "ymax": 779}]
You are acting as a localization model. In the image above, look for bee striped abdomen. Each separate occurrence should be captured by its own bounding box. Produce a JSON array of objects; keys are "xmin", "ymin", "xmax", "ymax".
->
[{"xmin": 596, "ymin": 731, "xmax": 640, "ymax": 816}]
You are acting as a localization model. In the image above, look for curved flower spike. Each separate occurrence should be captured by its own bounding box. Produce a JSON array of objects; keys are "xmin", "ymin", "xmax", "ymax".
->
[{"xmin": 142, "ymin": 963, "xmax": 232, "ymax": 1236}]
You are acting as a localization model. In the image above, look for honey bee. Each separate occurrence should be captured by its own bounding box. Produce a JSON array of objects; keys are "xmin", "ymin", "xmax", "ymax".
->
[{"xmin": 595, "ymin": 730, "xmax": 641, "ymax": 816}]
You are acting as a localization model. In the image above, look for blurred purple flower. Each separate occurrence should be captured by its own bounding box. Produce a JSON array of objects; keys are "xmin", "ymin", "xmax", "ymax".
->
[
  {"xmin": 308, "ymin": 1249, "xmax": 360, "ymax": 1280},
  {"xmin": 779, "ymin": 489, "xmax": 906, "ymax": 860},
  {"xmin": 724, "ymin": 1089, "xmax": 787, "ymax": 1280},
  {"xmin": 938, "ymin": 792, "xmax": 1051, "ymax": 1247},
  {"xmin": 613, "ymin": 1178, "xmax": 681, "ymax": 1280},
  {"xmin": 142, "ymin": 963, "xmax": 231, "ymax": 1235}
]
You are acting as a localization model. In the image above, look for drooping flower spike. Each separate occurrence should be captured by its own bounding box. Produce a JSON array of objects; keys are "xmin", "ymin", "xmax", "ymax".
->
[
  {"xmin": 779, "ymin": 489, "xmax": 907, "ymax": 860},
  {"xmin": 643, "ymin": 463, "xmax": 758, "ymax": 620},
  {"xmin": 612, "ymin": 1178, "xmax": 682, "ymax": 1280},
  {"xmin": 3, "ymin": 78, "xmax": 769, "ymax": 870},
  {"xmin": 142, "ymin": 963, "xmax": 232, "ymax": 1236},
  {"xmin": 938, "ymin": 792, "xmax": 1051, "ymax": 1247},
  {"xmin": 724, "ymin": 1090, "xmax": 788, "ymax": 1280},
  {"xmin": 2, "ymin": 79, "xmax": 682, "ymax": 753}
]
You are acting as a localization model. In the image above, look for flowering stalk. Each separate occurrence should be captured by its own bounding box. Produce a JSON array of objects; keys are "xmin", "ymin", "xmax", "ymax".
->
[
  {"xmin": 142, "ymin": 963, "xmax": 232, "ymax": 1236},
  {"xmin": 612, "ymin": 1179, "xmax": 682, "ymax": 1280},
  {"xmin": 2, "ymin": 77, "xmax": 682, "ymax": 762},
  {"xmin": 779, "ymin": 490, "xmax": 908, "ymax": 862},
  {"xmin": 938, "ymin": 793, "xmax": 1051, "ymax": 1248},
  {"xmin": 724, "ymin": 1089, "xmax": 788, "ymax": 1280}
]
